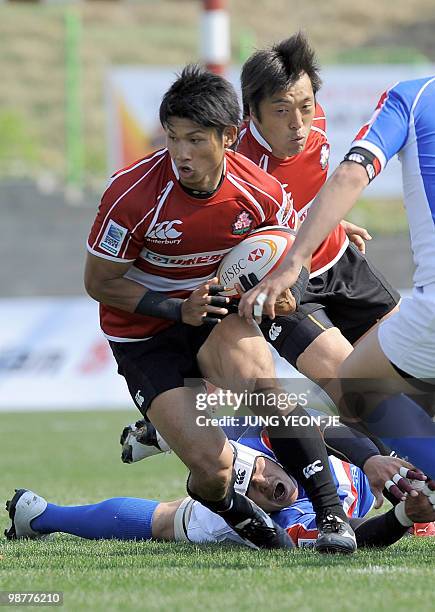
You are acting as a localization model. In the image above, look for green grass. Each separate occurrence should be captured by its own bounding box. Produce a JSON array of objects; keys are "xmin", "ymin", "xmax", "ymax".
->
[
  {"xmin": 347, "ymin": 198, "xmax": 409, "ymax": 234},
  {"xmin": 0, "ymin": 411, "xmax": 434, "ymax": 611}
]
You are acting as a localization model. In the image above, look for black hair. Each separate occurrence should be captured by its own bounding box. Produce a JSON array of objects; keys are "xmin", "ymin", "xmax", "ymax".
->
[
  {"xmin": 241, "ymin": 32, "xmax": 322, "ymax": 119},
  {"xmin": 159, "ymin": 64, "xmax": 241, "ymax": 135}
]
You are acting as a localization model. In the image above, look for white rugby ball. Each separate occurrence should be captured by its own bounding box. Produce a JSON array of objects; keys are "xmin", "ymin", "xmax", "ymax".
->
[{"xmin": 217, "ymin": 226, "xmax": 295, "ymax": 297}]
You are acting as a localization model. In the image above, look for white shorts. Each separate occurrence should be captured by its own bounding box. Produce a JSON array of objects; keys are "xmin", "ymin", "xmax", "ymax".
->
[
  {"xmin": 174, "ymin": 497, "xmax": 245, "ymax": 546},
  {"xmin": 378, "ymin": 284, "xmax": 435, "ymax": 379}
]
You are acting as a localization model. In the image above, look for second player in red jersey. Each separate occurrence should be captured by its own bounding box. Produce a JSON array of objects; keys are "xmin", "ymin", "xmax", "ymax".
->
[
  {"xmin": 237, "ymin": 32, "xmax": 400, "ymax": 386},
  {"xmin": 238, "ymin": 103, "xmax": 347, "ymax": 276}
]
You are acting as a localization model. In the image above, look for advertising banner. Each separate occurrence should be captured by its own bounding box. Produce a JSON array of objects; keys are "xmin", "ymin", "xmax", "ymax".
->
[
  {"xmin": 0, "ymin": 298, "xmax": 131, "ymax": 411},
  {"xmin": 106, "ymin": 64, "xmax": 434, "ymax": 197}
]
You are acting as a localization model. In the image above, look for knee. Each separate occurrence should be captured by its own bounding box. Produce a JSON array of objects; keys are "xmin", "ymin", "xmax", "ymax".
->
[
  {"xmin": 198, "ymin": 315, "xmax": 274, "ymax": 382},
  {"xmin": 297, "ymin": 328, "xmax": 353, "ymax": 381},
  {"xmin": 187, "ymin": 448, "xmax": 233, "ymax": 498}
]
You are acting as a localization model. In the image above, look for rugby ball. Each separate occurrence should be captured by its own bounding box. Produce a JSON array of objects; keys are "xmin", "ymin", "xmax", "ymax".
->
[{"xmin": 217, "ymin": 226, "xmax": 295, "ymax": 297}]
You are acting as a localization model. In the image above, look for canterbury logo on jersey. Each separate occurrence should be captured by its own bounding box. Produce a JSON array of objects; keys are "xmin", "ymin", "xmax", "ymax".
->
[
  {"xmin": 303, "ymin": 460, "xmax": 324, "ymax": 479},
  {"xmin": 268, "ymin": 322, "xmax": 282, "ymax": 342},
  {"xmin": 142, "ymin": 248, "xmax": 229, "ymax": 268},
  {"xmin": 147, "ymin": 220, "xmax": 183, "ymax": 242},
  {"xmin": 235, "ymin": 468, "xmax": 247, "ymax": 485}
]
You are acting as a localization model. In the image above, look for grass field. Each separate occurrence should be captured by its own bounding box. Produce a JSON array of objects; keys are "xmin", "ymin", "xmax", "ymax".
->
[{"xmin": 0, "ymin": 410, "xmax": 434, "ymax": 612}]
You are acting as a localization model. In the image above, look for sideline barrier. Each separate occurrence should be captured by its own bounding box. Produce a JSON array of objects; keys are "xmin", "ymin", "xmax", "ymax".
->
[{"xmin": 0, "ymin": 293, "xmax": 411, "ymax": 412}]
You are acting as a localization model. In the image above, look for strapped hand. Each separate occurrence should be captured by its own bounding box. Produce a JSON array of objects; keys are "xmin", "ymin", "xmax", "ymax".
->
[{"xmin": 181, "ymin": 278, "xmax": 229, "ymax": 326}]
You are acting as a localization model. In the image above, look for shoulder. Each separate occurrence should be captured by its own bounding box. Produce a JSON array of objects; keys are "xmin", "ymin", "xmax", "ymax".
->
[
  {"xmin": 309, "ymin": 101, "xmax": 327, "ymax": 144},
  {"xmin": 103, "ymin": 149, "xmax": 169, "ymax": 201},
  {"xmin": 225, "ymin": 149, "xmax": 284, "ymax": 200}
]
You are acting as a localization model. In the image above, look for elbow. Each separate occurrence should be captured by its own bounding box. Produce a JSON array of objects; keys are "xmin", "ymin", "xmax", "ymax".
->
[
  {"xmin": 84, "ymin": 273, "xmax": 102, "ymax": 303},
  {"xmin": 336, "ymin": 161, "xmax": 369, "ymax": 190}
]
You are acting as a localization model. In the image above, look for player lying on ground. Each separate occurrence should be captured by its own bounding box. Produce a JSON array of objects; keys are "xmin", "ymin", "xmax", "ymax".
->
[
  {"xmin": 117, "ymin": 407, "xmax": 434, "ymax": 536},
  {"xmin": 239, "ymin": 74, "xmax": 435, "ymax": 477},
  {"xmin": 84, "ymin": 64, "xmax": 356, "ymax": 552},
  {"xmin": 119, "ymin": 405, "xmax": 430, "ymax": 509},
  {"xmin": 6, "ymin": 433, "xmax": 434, "ymax": 546}
]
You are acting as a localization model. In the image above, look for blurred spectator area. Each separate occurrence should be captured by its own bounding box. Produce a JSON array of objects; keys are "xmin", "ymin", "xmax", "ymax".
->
[
  {"xmin": 1, "ymin": 1, "xmax": 427, "ymax": 295},
  {"xmin": 0, "ymin": 0, "xmax": 435, "ymax": 185}
]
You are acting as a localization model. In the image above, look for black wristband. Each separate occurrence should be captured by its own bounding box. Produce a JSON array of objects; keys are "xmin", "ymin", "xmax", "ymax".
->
[
  {"xmin": 342, "ymin": 146, "xmax": 379, "ymax": 183},
  {"xmin": 135, "ymin": 291, "xmax": 184, "ymax": 321},
  {"xmin": 289, "ymin": 266, "xmax": 309, "ymax": 306}
]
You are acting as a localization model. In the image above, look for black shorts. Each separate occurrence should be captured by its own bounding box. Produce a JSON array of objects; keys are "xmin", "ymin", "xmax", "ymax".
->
[
  {"xmin": 261, "ymin": 244, "xmax": 400, "ymax": 365},
  {"xmin": 260, "ymin": 305, "xmax": 335, "ymax": 367},
  {"xmin": 109, "ymin": 323, "xmax": 214, "ymax": 416}
]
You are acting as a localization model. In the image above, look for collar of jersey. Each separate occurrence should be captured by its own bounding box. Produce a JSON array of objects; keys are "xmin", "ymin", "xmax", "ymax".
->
[{"xmin": 249, "ymin": 120, "xmax": 273, "ymax": 152}]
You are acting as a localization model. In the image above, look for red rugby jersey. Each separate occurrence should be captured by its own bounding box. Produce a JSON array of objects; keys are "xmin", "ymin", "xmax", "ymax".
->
[
  {"xmin": 236, "ymin": 103, "xmax": 348, "ymax": 276},
  {"xmin": 87, "ymin": 148, "xmax": 294, "ymax": 341}
]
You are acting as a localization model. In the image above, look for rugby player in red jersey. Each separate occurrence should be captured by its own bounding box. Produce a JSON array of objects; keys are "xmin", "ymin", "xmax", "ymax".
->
[
  {"xmin": 84, "ymin": 65, "xmax": 356, "ymax": 553},
  {"xmin": 236, "ymin": 33, "xmax": 400, "ymax": 388}
]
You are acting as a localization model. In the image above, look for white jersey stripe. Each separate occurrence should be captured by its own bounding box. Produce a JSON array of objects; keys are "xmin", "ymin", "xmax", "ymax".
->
[
  {"xmin": 310, "ymin": 126, "xmax": 327, "ymax": 138},
  {"xmin": 86, "ymin": 243, "xmax": 135, "ymax": 263},
  {"xmin": 226, "ymin": 173, "xmax": 266, "ymax": 222},
  {"xmin": 229, "ymin": 172, "xmax": 283, "ymax": 210},
  {"xmin": 92, "ymin": 153, "xmax": 167, "ymax": 249},
  {"xmin": 309, "ymin": 236, "xmax": 349, "ymax": 278},
  {"xmin": 410, "ymin": 76, "xmax": 435, "ymax": 113},
  {"xmin": 124, "ymin": 266, "xmax": 215, "ymax": 292},
  {"xmin": 121, "ymin": 207, "xmax": 156, "ymax": 259},
  {"xmin": 145, "ymin": 181, "xmax": 175, "ymax": 238},
  {"xmin": 103, "ymin": 333, "xmax": 153, "ymax": 343}
]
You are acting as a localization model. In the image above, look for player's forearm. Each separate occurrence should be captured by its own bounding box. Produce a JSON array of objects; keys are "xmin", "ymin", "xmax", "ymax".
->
[
  {"xmin": 350, "ymin": 509, "xmax": 408, "ymax": 548},
  {"xmin": 285, "ymin": 162, "xmax": 369, "ymax": 266},
  {"xmin": 320, "ymin": 419, "xmax": 379, "ymax": 469},
  {"xmin": 85, "ymin": 275, "xmax": 151, "ymax": 313}
]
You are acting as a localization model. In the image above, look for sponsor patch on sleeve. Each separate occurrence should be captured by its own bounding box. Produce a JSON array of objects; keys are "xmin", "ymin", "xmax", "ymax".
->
[{"xmin": 99, "ymin": 220, "xmax": 128, "ymax": 256}]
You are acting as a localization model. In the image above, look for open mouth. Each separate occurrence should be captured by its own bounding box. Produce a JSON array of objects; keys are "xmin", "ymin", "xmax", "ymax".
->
[
  {"xmin": 178, "ymin": 165, "xmax": 194, "ymax": 176},
  {"xmin": 273, "ymin": 482, "xmax": 286, "ymax": 501}
]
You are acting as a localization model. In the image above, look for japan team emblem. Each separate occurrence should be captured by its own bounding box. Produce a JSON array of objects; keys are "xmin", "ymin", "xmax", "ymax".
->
[
  {"xmin": 232, "ymin": 211, "xmax": 253, "ymax": 235},
  {"xmin": 320, "ymin": 143, "xmax": 330, "ymax": 170}
]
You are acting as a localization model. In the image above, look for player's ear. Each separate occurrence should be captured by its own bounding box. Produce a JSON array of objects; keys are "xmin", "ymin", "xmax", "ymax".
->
[{"xmin": 223, "ymin": 125, "xmax": 238, "ymax": 148}]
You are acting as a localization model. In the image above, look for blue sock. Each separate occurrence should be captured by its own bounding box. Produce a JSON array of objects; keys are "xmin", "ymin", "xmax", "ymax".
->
[
  {"xmin": 365, "ymin": 393, "xmax": 435, "ymax": 477},
  {"xmin": 31, "ymin": 497, "xmax": 159, "ymax": 540}
]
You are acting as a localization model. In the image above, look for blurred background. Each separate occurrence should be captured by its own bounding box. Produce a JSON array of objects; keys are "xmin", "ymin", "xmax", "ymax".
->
[{"xmin": 1, "ymin": 0, "xmax": 434, "ymax": 411}]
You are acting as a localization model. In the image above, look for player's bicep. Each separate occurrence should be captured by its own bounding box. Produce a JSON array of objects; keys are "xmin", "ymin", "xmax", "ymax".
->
[{"xmin": 84, "ymin": 252, "xmax": 133, "ymax": 298}]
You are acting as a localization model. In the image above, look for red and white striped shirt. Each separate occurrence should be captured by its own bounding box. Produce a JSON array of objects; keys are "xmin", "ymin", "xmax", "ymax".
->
[
  {"xmin": 236, "ymin": 103, "xmax": 348, "ymax": 276},
  {"xmin": 88, "ymin": 148, "xmax": 294, "ymax": 341}
]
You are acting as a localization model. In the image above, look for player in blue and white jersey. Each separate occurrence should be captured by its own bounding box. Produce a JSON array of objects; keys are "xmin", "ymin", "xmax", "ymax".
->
[
  {"xmin": 5, "ymin": 420, "xmax": 434, "ymax": 546},
  {"xmin": 238, "ymin": 77, "xmax": 435, "ymax": 476}
]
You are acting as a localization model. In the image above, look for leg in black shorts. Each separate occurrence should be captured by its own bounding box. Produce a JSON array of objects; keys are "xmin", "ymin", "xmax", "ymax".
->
[
  {"xmin": 261, "ymin": 243, "xmax": 400, "ymax": 381},
  {"xmin": 109, "ymin": 322, "xmax": 213, "ymax": 416}
]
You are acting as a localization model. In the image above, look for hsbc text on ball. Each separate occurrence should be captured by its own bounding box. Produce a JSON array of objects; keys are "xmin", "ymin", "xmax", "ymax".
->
[{"xmin": 220, "ymin": 258, "xmax": 247, "ymax": 285}]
